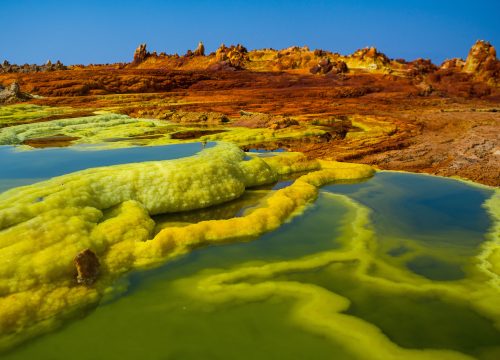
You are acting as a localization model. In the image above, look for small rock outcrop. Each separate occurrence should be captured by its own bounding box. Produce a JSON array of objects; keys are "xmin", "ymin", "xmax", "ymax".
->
[
  {"xmin": 310, "ymin": 58, "xmax": 348, "ymax": 75},
  {"xmin": 210, "ymin": 44, "xmax": 249, "ymax": 70},
  {"xmin": 133, "ymin": 43, "xmax": 149, "ymax": 64},
  {"xmin": 0, "ymin": 60, "xmax": 66, "ymax": 73},
  {"xmin": 440, "ymin": 58, "xmax": 465, "ymax": 70},
  {"xmin": 406, "ymin": 58, "xmax": 438, "ymax": 76},
  {"xmin": 353, "ymin": 47, "xmax": 388, "ymax": 61},
  {"xmin": 233, "ymin": 111, "xmax": 299, "ymax": 129},
  {"xmin": 463, "ymin": 40, "xmax": 500, "ymax": 84},
  {"xmin": 416, "ymin": 81, "xmax": 434, "ymax": 96},
  {"xmin": 161, "ymin": 110, "xmax": 229, "ymax": 124},
  {"xmin": 193, "ymin": 41, "xmax": 205, "ymax": 56},
  {"xmin": 464, "ymin": 40, "xmax": 497, "ymax": 73},
  {"xmin": 0, "ymin": 82, "xmax": 33, "ymax": 104},
  {"xmin": 273, "ymin": 46, "xmax": 316, "ymax": 71},
  {"xmin": 314, "ymin": 49, "xmax": 326, "ymax": 57},
  {"xmin": 185, "ymin": 41, "xmax": 206, "ymax": 57},
  {"xmin": 74, "ymin": 249, "xmax": 100, "ymax": 285},
  {"xmin": 349, "ymin": 47, "xmax": 390, "ymax": 70},
  {"xmin": 268, "ymin": 117, "xmax": 300, "ymax": 130}
]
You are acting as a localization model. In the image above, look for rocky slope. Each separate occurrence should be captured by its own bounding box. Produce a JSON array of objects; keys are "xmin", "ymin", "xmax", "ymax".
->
[
  {"xmin": 127, "ymin": 40, "xmax": 499, "ymax": 83},
  {"xmin": 0, "ymin": 82, "xmax": 32, "ymax": 104},
  {"xmin": 0, "ymin": 40, "xmax": 498, "ymax": 185}
]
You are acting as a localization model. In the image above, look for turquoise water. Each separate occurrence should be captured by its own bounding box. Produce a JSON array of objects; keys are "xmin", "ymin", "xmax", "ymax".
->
[
  {"xmin": 324, "ymin": 172, "xmax": 493, "ymax": 281},
  {"xmin": 0, "ymin": 143, "xmax": 214, "ymax": 192},
  {"xmin": 324, "ymin": 172, "xmax": 492, "ymax": 247},
  {"xmin": 2, "ymin": 172, "xmax": 499, "ymax": 360}
]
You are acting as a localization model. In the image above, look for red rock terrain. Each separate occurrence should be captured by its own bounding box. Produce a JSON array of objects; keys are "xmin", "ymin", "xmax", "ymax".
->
[{"xmin": 0, "ymin": 40, "xmax": 498, "ymax": 185}]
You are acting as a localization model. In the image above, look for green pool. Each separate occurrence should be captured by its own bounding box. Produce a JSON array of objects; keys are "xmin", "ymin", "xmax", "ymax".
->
[{"xmin": 2, "ymin": 167, "xmax": 498, "ymax": 360}]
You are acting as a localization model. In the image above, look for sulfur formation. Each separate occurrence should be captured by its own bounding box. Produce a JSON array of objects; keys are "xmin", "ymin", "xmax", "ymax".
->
[{"xmin": 0, "ymin": 142, "xmax": 374, "ymax": 350}]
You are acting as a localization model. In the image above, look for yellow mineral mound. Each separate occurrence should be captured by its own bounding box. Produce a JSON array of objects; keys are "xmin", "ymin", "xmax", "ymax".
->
[{"xmin": 0, "ymin": 142, "xmax": 374, "ymax": 350}]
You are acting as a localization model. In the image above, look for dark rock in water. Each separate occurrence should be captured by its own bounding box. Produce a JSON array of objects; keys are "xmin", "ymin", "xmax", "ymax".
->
[
  {"xmin": 74, "ymin": 249, "xmax": 100, "ymax": 285},
  {"xmin": 0, "ymin": 81, "xmax": 33, "ymax": 104}
]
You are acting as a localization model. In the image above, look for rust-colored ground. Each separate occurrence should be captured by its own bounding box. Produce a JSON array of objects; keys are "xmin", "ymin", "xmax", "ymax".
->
[{"xmin": 1, "ymin": 43, "xmax": 499, "ymax": 185}]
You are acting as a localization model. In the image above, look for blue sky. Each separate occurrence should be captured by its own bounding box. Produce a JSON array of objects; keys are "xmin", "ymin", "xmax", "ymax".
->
[{"xmin": 1, "ymin": 0, "xmax": 498, "ymax": 65}]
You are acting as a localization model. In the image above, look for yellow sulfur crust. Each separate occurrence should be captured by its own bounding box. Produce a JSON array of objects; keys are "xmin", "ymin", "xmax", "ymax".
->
[
  {"xmin": 0, "ymin": 142, "xmax": 374, "ymax": 349},
  {"xmin": 177, "ymin": 192, "xmax": 500, "ymax": 360}
]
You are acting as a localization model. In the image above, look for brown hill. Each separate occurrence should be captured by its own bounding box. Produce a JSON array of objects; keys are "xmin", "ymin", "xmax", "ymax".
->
[{"xmin": 0, "ymin": 40, "xmax": 498, "ymax": 185}]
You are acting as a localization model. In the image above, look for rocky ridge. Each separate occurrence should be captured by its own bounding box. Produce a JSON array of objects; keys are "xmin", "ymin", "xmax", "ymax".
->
[
  {"xmin": 128, "ymin": 40, "xmax": 499, "ymax": 86},
  {"xmin": 0, "ymin": 60, "xmax": 66, "ymax": 73}
]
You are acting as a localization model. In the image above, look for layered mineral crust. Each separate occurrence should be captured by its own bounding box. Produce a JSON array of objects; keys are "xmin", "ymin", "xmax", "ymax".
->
[
  {"xmin": 0, "ymin": 142, "xmax": 375, "ymax": 349},
  {"xmin": 1, "ymin": 40, "xmax": 498, "ymax": 184},
  {"xmin": 186, "ymin": 188, "xmax": 500, "ymax": 360},
  {"xmin": 0, "ymin": 39, "xmax": 499, "ymax": 358}
]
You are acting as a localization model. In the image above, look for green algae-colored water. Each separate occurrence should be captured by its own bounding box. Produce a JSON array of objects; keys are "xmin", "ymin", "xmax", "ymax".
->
[
  {"xmin": 324, "ymin": 173, "xmax": 493, "ymax": 280},
  {"xmin": 2, "ymin": 171, "xmax": 499, "ymax": 360}
]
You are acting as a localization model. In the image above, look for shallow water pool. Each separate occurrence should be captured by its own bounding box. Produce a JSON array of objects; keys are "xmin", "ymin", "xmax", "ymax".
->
[
  {"xmin": 2, "ymin": 171, "xmax": 498, "ymax": 360},
  {"xmin": 0, "ymin": 142, "xmax": 214, "ymax": 192}
]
